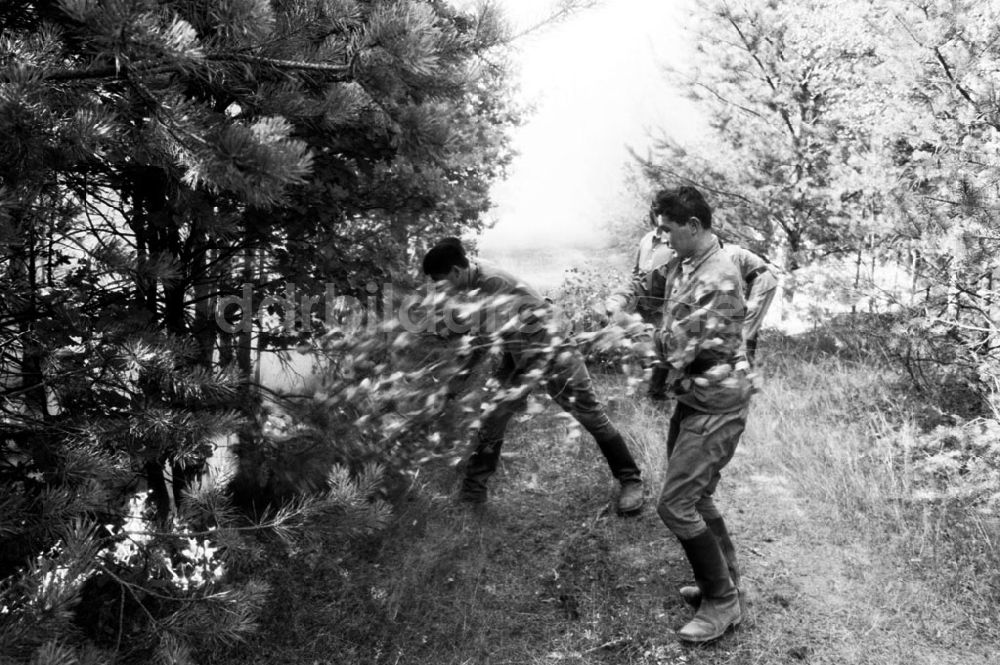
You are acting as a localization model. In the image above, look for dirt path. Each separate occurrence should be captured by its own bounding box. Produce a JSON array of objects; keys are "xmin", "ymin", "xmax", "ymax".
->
[
  {"xmin": 636, "ymin": 393, "xmax": 1000, "ymax": 665},
  {"xmin": 469, "ymin": 389, "xmax": 1000, "ymax": 665},
  {"xmin": 725, "ymin": 463, "xmax": 996, "ymax": 665}
]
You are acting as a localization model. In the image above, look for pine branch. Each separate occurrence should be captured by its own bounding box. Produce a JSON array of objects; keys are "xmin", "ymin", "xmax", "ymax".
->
[
  {"xmin": 631, "ymin": 150, "xmax": 765, "ymax": 211},
  {"xmin": 720, "ymin": 1, "xmax": 799, "ymax": 142},
  {"xmin": 16, "ymin": 54, "xmax": 352, "ymax": 83}
]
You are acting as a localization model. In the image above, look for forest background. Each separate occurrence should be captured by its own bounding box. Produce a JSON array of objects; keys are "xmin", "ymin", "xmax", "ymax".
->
[{"xmin": 1, "ymin": 1, "xmax": 999, "ymax": 664}]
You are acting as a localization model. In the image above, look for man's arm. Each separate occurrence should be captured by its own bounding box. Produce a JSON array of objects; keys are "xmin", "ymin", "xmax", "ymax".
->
[
  {"xmin": 605, "ymin": 271, "xmax": 645, "ymax": 317},
  {"xmin": 724, "ymin": 245, "xmax": 777, "ymax": 342},
  {"xmin": 631, "ymin": 238, "xmax": 645, "ymax": 276},
  {"xmin": 742, "ymin": 266, "xmax": 777, "ymax": 341}
]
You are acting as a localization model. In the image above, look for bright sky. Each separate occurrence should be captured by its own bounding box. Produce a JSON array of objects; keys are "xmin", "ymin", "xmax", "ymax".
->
[{"xmin": 473, "ymin": 0, "xmax": 703, "ymax": 290}]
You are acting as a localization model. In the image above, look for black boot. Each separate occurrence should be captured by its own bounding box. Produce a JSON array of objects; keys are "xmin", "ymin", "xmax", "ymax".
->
[
  {"xmin": 680, "ymin": 517, "xmax": 742, "ymax": 608},
  {"xmin": 593, "ymin": 431, "xmax": 644, "ymax": 514},
  {"xmin": 647, "ymin": 364, "xmax": 670, "ymax": 401},
  {"xmin": 459, "ymin": 436, "xmax": 502, "ymax": 503},
  {"xmin": 676, "ymin": 529, "xmax": 741, "ymax": 643}
]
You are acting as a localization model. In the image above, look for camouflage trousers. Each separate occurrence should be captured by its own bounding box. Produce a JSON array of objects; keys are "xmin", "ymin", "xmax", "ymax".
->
[{"xmin": 656, "ymin": 401, "xmax": 749, "ymax": 540}]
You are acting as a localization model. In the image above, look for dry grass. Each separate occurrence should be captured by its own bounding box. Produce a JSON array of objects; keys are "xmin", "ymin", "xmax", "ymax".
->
[{"xmin": 211, "ymin": 334, "xmax": 1000, "ymax": 665}]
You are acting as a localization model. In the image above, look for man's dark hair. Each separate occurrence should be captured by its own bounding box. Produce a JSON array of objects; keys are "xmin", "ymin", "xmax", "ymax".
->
[
  {"xmin": 422, "ymin": 237, "xmax": 469, "ymax": 277},
  {"xmin": 652, "ymin": 186, "xmax": 712, "ymax": 229}
]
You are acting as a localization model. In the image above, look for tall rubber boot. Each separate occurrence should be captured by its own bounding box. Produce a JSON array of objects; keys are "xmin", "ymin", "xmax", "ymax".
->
[
  {"xmin": 676, "ymin": 529, "xmax": 742, "ymax": 643},
  {"xmin": 459, "ymin": 436, "xmax": 502, "ymax": 503},
  {"xmin": 680, "ymin": 517, "xmax": 742, "ymax": 608},
  {"xmin": 593, "ymin": 431, "xmax": 644, "ymax": 514}
]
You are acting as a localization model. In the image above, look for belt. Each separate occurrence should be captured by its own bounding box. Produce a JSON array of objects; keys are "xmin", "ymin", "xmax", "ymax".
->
[{"xmin": 686, "ymin": 353, "xmax": 737, "ymax": 376}]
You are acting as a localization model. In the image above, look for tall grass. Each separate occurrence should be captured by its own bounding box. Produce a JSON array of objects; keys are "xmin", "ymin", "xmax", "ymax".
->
[{"xmin": 748, "ymin": 332, "xmax": 1000, "ymax": 644}]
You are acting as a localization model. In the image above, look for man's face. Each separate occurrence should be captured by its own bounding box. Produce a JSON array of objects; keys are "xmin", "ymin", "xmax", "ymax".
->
[
  {"xmin": 657, "ymin": 214, "xmax": 697, "ymax": 258},
  {"xmin": 431, "ymin": 266, "xmax": 465, "ymax": 289}
]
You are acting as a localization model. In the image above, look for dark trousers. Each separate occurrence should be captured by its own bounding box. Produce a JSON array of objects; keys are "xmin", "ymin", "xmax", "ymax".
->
[
  {"xmin": 656, "ymin": 402, "xmax": 747, "ymax": 539},
  {"xmin": 462, "ymin": 346, "xmax": 641, "ymax": 498},
  {"xmin": 745, "ymin": 335, "xmax": 759, "ymax": 364}
]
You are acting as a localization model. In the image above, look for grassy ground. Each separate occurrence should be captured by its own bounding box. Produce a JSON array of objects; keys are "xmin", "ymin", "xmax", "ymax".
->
[{"xmin": 214, "ymin": 335, "xmax": 1000, "ymax": 665}]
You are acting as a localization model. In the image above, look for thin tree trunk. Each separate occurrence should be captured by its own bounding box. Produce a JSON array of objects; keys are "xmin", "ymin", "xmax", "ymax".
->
[
  {"xmin": 132, "ymin": 168, "xmax": 178, "ymax": 522},
  {"xmin": 852, "ymin": 242, "xmax": 863, "ymax": 317},
  {"xmin": 869, "ymin": 234, "xmax": 877, "ymax": 312},
  {"xmin": 191, "ymin": 242, "xmax": 217, "ymax": 368}
]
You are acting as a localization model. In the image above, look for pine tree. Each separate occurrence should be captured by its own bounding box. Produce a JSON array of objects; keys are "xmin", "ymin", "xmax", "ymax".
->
[
  {"xmin": 639, "ymin": 0, "xmax": 886, "ymax": 280},
  {"xmin": 0, "ymin": 1, "xmax": 520, "ymax": 662}
]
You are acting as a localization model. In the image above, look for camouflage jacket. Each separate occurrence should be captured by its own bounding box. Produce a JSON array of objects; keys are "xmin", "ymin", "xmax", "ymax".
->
[
  {"xmin": 720, "ymin": 244, "xmax": 778, "ymax": 342},
  {"xmin": 655, "ymin": 240, "xmax": 753, "ymax": 413}
]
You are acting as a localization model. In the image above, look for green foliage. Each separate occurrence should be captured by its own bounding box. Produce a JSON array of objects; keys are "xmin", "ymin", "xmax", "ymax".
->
[
  {"xmin": 550, "ymin": 265, "xmax": 646, "ymax": 373},
  {"xmin": 551, "ymin": 266, "xmax": 628, "ymax": 334},
  {"xmin": 0, "ymin": 328, "xmax": 262, "ymax": 663},
  {"xmin": 907, "ymin": 418, "xmax": 1000, "ymax": 510}
]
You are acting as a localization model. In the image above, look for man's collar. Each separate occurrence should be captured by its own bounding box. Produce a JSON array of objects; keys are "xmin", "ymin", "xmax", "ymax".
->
[{"xmin": 681, "ymin": 234, "xmax": 721, "ymax": 272}]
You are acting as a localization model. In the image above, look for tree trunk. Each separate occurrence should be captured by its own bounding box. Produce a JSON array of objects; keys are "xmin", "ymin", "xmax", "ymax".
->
[
  {"xmin": 775, "ymin": 226, "xmax": 802, "ymax": 318},
  {"xmin": 145, "ymin": 459, "xmax": 172, "ymax": 525},
  {"xmin": 16, "ymin": 208, "xmax": 49, "ymax": 419},
  {"xmin": 868, "ymin": 234, "xmax": 877, "ymax": 312},
  {"xmin": 132, "ymin": 167, "xmax": 200, "ymax": 521},
  {"xmin": 852, "ymin": 241, "xmax": 863, "ymax": 317},
  {"xmin": 231, "ymin": 229, "xmax": 266, "ymax": 508},
  {"xmin": 236, "ymin": 244, "xmax": 255, "ymax": 388},
  {"xmin": 191, "ymin": 242, "xmax": 217, "ymax": 368},
  {"xmin": 990, "ymin": 265, "xmax": 1000, "ymax": 354}
]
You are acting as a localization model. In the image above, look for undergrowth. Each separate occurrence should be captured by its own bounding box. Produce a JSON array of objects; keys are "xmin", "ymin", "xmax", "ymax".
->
[
  {"xmin": 750, "ymin": 326, "xmax": 1000, "ymax": 643},
  {"xmin": 211, "ymin": 316, "xmax": 1000, "ymax": 664}
]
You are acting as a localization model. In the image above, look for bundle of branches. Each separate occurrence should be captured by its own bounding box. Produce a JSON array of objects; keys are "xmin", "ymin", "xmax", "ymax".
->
[{"xmin": 230, "ymin": 285, "xmax": 663, "ymax": 508}]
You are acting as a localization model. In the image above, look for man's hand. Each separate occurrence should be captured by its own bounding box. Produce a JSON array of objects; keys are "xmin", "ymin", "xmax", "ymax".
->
[
  {"xmin": 588, "ymin": 303, "xmax": 610, "ymax": 328},
  {"xmin": 603, "ymin": 294, "xmax": 626, "ymax": 318}
]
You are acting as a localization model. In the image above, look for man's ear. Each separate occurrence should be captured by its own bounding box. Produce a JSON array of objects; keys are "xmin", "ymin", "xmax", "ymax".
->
[{"xmin": 686, "ymin": 216, "xmax": 702, "ymax": 232}]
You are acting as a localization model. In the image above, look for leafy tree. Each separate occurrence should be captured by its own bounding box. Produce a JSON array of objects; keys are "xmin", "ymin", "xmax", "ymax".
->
[{"xmin": 861, "ymin": 0, "xmax": 1000, "ymax": 404}]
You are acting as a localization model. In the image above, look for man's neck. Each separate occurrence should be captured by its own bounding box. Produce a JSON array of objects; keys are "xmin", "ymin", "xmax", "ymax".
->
[
  {"xmin": 681, "ymin": 232, "xmax": 718, "ymax": 264},
  {"xmin": 691, "ymin": 232, "xmax": 717, "ymax": 256}
]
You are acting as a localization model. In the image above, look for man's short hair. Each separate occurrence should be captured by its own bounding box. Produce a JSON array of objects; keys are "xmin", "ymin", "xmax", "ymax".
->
[
  {"xmin": 652, "ymin": 186, "xmax": 712, "ymax": 229},
  {"xmin": 422, "ymin": 237, "xmax": 469, "ymax": 277}
]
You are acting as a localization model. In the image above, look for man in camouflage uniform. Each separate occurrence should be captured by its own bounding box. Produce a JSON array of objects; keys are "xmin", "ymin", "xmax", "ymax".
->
[
  {"xmin": 648, "ymin": 186, "xmax": 753, "ymax": 643},
  {"xmin": 630, "ymin": 209, "xmax": 675, "ymax": 326},
  {"xmin": 607, "ymin": 229, "xmax": 776, "ymax": 398},
  {"xmin": 421, "ymin": 238, "xmax": 644, "ymax": 514}
]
